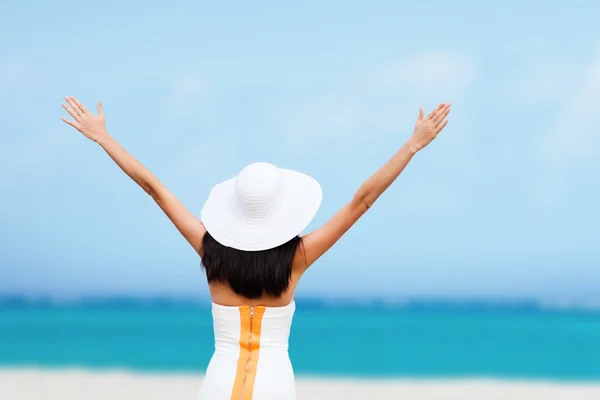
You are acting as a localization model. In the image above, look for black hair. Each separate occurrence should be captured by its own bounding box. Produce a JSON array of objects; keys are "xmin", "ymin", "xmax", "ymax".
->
[{"xmin": 200, "ymin": 231, "xmax": 303, "ymax": 299}]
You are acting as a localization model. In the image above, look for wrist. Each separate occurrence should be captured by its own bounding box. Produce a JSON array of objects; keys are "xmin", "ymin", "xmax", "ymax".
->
[
  {"xmin": 404, "ymin": 140, "xmax": 419, "ymax": 155},
  {"xmin": 95, "ymin": 131, "xmax": 111, "ymax": 147}
]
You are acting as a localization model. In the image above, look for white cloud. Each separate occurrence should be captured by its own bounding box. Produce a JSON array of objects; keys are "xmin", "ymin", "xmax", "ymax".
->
[
  {"xmin": 525, "ymin": 46, "xmax": 600, "ymax": 207},
  {"xmin": 168, "ymin": 139, "xmax": 241, "ymax": 188},
  {"xmin": 512, "ymin": 47, "xmax": 600, "ymax": 169},
  {"xmin": 172, "ymin": 75, "xmax": 207, "ymax": 98},
  {"xmin": 362, "ymin": 51, "xmax": 478, "ymax": 94},
  {"xmin": 0, "ymin": 131, "xmax": 73, "ymax": 184},
  {"xmin": 278, "ymin": 51, "xmax": 477, "ymax": 145},
  {"xmin": 540, "ymin": 50, "xmax": 600, "ymax": 167},
  {"xmin": 164, "ymin": 74, "xmax": 209, "ymax": 118},
  {"xmin": 0, "ymin": 60, "xmax": 34, "ymax": 81},
  {"xmin": 171, "ymin": 142, "xmax": 216, "ymax": 179},
  {"xmin": 508, "ymin": 57, "xmax": 578, "ymax": 107},
  {"xmin": 0, "ymin": 59, "xmax": 47, "ymax": 94}
]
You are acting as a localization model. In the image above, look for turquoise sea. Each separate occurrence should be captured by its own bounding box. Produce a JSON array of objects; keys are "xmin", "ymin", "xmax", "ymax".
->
[{"xmin": 1, "ymin": 297, "xmax": 599, "ymax": 381}]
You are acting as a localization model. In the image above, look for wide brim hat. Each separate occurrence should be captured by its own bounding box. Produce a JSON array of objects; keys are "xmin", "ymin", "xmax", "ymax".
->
[{"xmin": 201, "ymin": 162, "xmax": 322, "ymax": 251}]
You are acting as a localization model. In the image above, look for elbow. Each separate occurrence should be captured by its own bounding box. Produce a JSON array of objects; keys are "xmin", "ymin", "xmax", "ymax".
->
[
  {"xmin": 351, "ymin": 194, "xmax": 371, "ymax": 214},
  {"xmin": 145, "ymin": 183, "xmax": 159, "ymax": 200},
  {"xmin": 143, "ymin": 176, "xmax": 164, "ymax": 199},
  {"xmin": 353, "ymin": 183, "xmax": 374, "ymax": 211}
]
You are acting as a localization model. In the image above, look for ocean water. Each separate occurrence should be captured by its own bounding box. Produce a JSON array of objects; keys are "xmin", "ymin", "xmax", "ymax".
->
[{"xmin": 1, "ymin": 298, "xmax": 599, "ymax": 381}]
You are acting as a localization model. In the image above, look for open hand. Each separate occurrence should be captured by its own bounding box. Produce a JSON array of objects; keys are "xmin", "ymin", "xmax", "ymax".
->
[
  {"xmin": 407, "ymin": 103, "xmax": 451, "ymax": 153},
  {"xmin": 61, "ymin": 96, "xmax": 107, "ymax": 143}
]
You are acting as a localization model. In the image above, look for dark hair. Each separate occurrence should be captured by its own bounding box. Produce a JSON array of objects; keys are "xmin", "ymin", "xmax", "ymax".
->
[{"xmin": 200, "ymin": 232, "xmax": 303, "ymax": 299}]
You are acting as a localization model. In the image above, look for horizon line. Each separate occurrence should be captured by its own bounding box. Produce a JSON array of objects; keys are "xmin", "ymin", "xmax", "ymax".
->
[{"xmin": 1, "ymin": 294, "xmax": 599, "ymax": 312}]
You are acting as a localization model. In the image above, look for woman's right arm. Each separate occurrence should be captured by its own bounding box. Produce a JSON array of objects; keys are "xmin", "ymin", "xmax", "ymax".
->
[
  {"xmin": 295, "ymin": 103, "xmax": 451, "ymax": 271},
  {"xmin": 61, "ymin": 96, "xmax": 206, "ymax": 254}
]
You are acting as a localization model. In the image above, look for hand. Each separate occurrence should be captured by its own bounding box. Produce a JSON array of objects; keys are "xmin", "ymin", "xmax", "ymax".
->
[
  {"xmin": 406, "ymin": 103, "xmax": 451, "ymax": 153},
  {"xmin": 61, "ymin": 96, "xmax": 108, "ymax": 143}
]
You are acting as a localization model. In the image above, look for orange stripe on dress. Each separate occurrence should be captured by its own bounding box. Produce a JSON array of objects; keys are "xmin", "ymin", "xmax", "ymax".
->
[
  {"xmin": 242, "ymin": 306, "xmax": 265, "ymax": 400},
  {"xmin": 230, "ymin": 306, "xmax": 265, "ymax": 400}
]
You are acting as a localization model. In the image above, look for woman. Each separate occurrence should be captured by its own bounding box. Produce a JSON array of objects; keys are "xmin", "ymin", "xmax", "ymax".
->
[{"xmin": 61, "ymin": 96, "xmax": 450, "ymax": 399}]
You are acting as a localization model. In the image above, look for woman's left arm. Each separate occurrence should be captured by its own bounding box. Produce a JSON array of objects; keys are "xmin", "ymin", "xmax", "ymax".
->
[
  {"xmin": 295, "ymin": 103, "xmax": 451, "ymax": 271},
  {"xmin": 61, "ymin": 96, "xmax": 206, "ymax": 254}
]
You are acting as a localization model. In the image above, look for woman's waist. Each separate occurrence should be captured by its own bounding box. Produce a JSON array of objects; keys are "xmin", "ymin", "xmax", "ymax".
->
[
  {"xmin": 214, "ymin": 338, "xmax": 290, "ymax": 353},
  {"xmin": 211, "ymin": 344, "xmax": 292, "ymax": 369}
]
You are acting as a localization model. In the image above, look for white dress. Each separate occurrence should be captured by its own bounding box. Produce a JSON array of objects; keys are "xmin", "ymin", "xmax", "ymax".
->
[{"xmin": 197, "ymin": 301, "xmax": 297, "ymax": 400}]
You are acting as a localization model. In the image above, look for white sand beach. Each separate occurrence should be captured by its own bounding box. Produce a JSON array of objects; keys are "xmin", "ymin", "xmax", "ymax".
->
[{"xmin": 1, "ymin": 369, "xmax": 599, "ymax": 400}]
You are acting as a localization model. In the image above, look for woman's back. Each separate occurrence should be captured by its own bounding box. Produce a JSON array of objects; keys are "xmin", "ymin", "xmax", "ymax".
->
[
  {"xmin": 198, "ymin": 301, "xmax": 297, "ymax": 400},
  {"xmin": 208, "ymin": 280, "xmax": 297, "ymax": 308}
]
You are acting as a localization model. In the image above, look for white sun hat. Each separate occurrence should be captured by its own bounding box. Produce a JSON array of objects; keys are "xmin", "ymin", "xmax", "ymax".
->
[{"xmin": 200, "ymin": 162, "xmax": 323, "ymax": 251}]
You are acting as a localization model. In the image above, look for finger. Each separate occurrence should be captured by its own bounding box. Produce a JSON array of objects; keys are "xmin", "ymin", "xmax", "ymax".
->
[
  {"xmin": 434, "ymin": 119, "xmax": 449, "ymax": 134},
  {"xmin": 429, "ymin": 103, "xmax": 450, "ymax": 122},
  {"xmin": 62, "ymin": 103, "xmax": 79, "ymax": 120},
  {"xmin": 65, "ymin": 96, "xmax": 83, "ymax": 115},
  {"xmin": 426, "ymin": 103, "xmax": 445, "ymax": 120},
  {"xmin": 71, "ymin": 97, "xmax": 90, "ymax": 114},
  {"xmin": 429, "ymin": 103, "xmax": 449, "ymax": 121},
  {"xmin": 61, "ymin": 117, "xmax": 81, "ymax": 129},
  {"xmin": 433, "ymin": 106, "xmax": 451, "ymax": 125},
  {"xmin": 97, "ymin": 101, "xmax": 104, "ymax": 116},
  {"xmin": 418, "ymin": 107, "xmax": 424, "ymax": 121}
]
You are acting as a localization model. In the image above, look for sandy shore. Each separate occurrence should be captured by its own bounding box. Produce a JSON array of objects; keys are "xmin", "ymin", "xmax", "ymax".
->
[{"xmin": 1, "ymin": 369, "xmax": 599, "ymax": 399}]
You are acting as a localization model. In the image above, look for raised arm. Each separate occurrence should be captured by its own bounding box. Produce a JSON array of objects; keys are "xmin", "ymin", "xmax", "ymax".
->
[
  {"xmin": 296, "ymin": 103, "xmax": 451, "ymax": 271},
  {"xmin": 61, "ymin": 96, "xmax": 206, "ymax": 253}
]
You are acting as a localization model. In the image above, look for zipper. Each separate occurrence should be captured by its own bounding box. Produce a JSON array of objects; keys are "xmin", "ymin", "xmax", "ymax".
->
[{"xmin": 240, "ymin": 306, "xmax": 254, "ymax": 400}]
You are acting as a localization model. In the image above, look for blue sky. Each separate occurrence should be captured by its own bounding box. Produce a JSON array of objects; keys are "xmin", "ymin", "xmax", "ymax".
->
[{"xmin": 1, "ymin": 1, "xmax": 599, "ymax": 300}]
